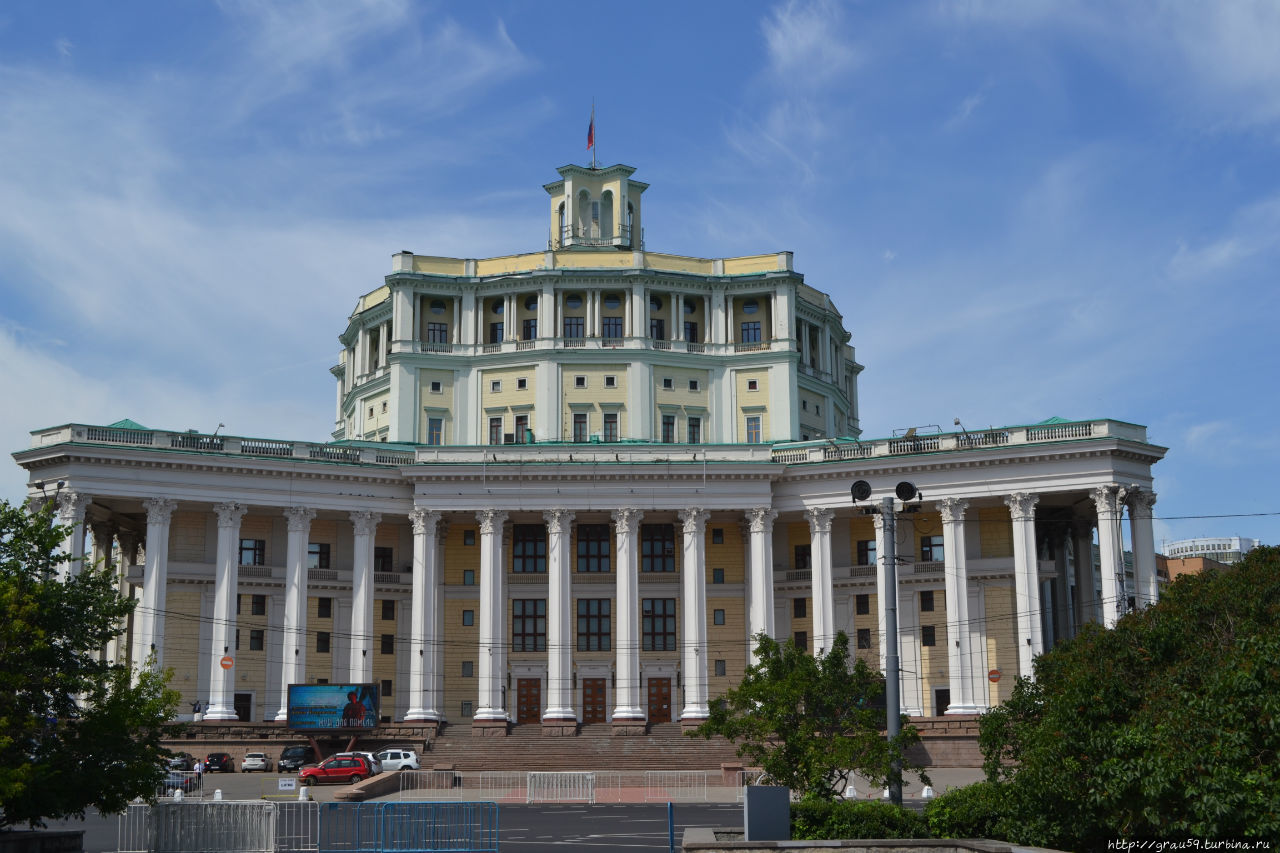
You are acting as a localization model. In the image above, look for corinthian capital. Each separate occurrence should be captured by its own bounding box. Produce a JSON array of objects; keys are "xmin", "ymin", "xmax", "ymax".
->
[
  {"xmin": 679, "ymin": 508, "xmax": 710, "ymax": 536},
  {"xmin": 142, "ymin": 497, "xmax": 177, "ymax": 525},
  {"xmin": 1126, "ymin": 488, "xmax": 1157, "ymax": 517},
  {"xmin": 1091, "ymin": 485, "xmax": 1121, "ymax": 518},
  {"xmin": 56, "ymin": 490, "xmax": 93, "ymax": 525},
  {"xmin": 349, "ymin": 510, "xmax": 382, "ymax": 537},
  {"xmin": 214, "ymin": 502, "xmax": 248, "ymax": 528},
  {"xmin": 1004, "ymin": 492, "xmax": 1039, "ymax": 522},
  {"xmin": 410, "ymin": 508, "xmax": 442, "ymax": 536},
  {"xmin": 284, "ymin": 506, "xmax": 317, "ymax": 533},
  {"xmin": 746, "ymin": 507, "xmax": 778, "ymax": 534},
  {"xmin": 611, "ymin": 508, "xmax": 643, "ymax": 535},
  {"xmin": 476, "ymin": 509, "xmax": 508, "ymax": 536},
  {"xmin": 939, "ymin": 497, "xmax": 969, "ymax": 524},
  {"xmin": 805, "ymin": 506, "xmax": 834, "ymax": 535}
]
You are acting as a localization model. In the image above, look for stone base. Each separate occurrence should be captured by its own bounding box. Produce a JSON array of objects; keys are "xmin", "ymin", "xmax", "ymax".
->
[
  {"xmin": 541, "ymin": 721, "xmax": 578, "ymax": 737},
  {"xmin": 611, "ymin": 721, "xmax": 647, "ymax": 736},
  {"xmin": 680, "ymin": 717, "xmax": 708, "ymax": 733},
  {"xmin": 470, "ymin": 718, "xmax": 509, "ymax": 737}
]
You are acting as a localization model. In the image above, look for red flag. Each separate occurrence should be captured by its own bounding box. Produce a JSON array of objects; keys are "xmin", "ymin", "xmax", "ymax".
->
[{"xmin": 587, "ymin": 107, "xmax": 595, "ymax": 150}]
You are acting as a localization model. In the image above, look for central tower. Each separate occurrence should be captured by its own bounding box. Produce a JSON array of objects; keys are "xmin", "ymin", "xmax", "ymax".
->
[{"xmin": 544, "ymin": 164, "xmax": 647, "ymax": 250}]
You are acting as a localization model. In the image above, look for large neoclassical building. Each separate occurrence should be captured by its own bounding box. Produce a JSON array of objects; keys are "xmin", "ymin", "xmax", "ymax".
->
[{"xmin": 14, "ymin": 163, "xmax": 1165, "ymax": 733}]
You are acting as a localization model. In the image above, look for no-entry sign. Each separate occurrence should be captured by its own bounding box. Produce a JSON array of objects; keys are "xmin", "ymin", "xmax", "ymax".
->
[
  {"xmin": 988, "ymin": 669, "xmax": 1001, "ymax": 683},
  {"xmin": 220, "ymin": 655, "xmax": 234, "ymax": 670}
]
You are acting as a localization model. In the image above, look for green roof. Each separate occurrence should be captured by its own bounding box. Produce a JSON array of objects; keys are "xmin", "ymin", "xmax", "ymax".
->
[{"xmin": 108, "ymin": 418, "xmax": 148, "ymax": 430}]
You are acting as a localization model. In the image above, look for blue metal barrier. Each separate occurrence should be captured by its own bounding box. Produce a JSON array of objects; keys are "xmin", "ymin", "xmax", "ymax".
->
[{"xmin": 318, "ymin": 802, "xmax": 499, "ymax": 853}]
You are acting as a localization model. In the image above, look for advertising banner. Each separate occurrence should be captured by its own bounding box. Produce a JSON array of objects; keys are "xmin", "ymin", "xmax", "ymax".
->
[{"xmin": 287, "ymin": 684, "xmax": 379, "ymax": 731}]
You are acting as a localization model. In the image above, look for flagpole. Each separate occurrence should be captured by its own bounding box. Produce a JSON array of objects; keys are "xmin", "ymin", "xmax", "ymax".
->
[{"xmin": 591, "ymin": 100, "xmax": 597, "ymax": 169}]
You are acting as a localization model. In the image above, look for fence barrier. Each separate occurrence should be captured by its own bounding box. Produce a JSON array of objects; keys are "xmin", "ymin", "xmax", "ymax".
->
[
  {"xmin": 399, "ymin": 768, "xmax": 757, "ymax": 804},
  {"xmin": 319, "ymin": 802, "xmax": 498, "ymax": 853},
  {"xmin": 645, "ymin": 770, "xmax": 708, "ymax": 802},
  {"xmin": 525, "ymin": 771, "xmax": 595, "ymax": 804}
]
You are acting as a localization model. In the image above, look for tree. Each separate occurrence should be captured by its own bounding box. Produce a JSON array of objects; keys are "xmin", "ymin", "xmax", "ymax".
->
[
  {"xmin": 689, "ymin": 631, "xmax": 927, "ymax": 800},
  {"xmin": 979, "ymin": 546, "xmax": 1280, "ymax": 848},
  {"xmin": 0, "ymin": 498, "xmax": 180, "ymax": 828}
]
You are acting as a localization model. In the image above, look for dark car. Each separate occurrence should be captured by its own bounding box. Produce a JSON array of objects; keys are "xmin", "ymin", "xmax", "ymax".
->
[
  {"xmin": 165, "ymin": 753, "xmax": 195, "ymax": 771},
  {"xmin": 159, "ymin": 770, "xmax": 201, "ymax": 795},
  {"xmin": 278, "ymin": 745, "xmax": 312, "ymax": 772},
  {"xmin": 205, "ymin": 752, "xmax": 235, "ymax": 772}
]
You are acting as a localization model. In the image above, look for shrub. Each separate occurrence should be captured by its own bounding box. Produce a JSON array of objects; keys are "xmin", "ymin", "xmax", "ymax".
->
[
  {"xmin": 924, "ymin": 781, "xmax": 1013, "ymax": 840},
  {"xmin": 792, "ymin": 798, "xmax": 931, "ymax": 840}
]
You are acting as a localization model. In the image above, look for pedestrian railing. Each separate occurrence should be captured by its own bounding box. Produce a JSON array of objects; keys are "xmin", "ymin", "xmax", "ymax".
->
[
  {"xmin": 645, "ymin": 770, "xmax": 708, "ymax": 802},
  {"xmin": 319, "ymin": 802, "xmax": 498, "ymax": 853},
  {"xmin": 398, "ymin": 768, "xmax": 755, "ymax": 804}
]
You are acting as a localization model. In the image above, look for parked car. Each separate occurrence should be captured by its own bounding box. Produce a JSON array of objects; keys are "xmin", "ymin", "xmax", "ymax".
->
[
  {"xmin": 159, "ymin": 770, "xmax": 201, "ymax": 794},
  {"xmin": 374, "ymin": 748, "xmax": 420, "ymax": 771},
  {"xmin": 299, "ymin": 755, "xmax": 373, "ymax": 786},
  {"xmin": 331, "ymin": 751, "xmax": 382, "ymax": 775},
  {"xmin": 278, "ymin": 745, "xmax": 312, "ymax": 772},
  {"xmin": 205, "ymin": 752, "xmax": 235, "ymax": 772},
  {"xmin": 165, "ymin": 753, "xmax": 195, "ymax": 771},
  {"xmin": 241, "ymin": 752, "xmax": 271, "ymax": 772}
]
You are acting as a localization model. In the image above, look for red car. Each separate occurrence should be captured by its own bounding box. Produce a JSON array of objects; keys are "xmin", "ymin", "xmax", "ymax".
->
[{"xmin": 299, "ymin": 755, "xmax": 373, "ymax": 786}]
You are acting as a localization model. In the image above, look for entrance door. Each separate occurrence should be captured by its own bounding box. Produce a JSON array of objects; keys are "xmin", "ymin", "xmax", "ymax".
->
[
  {"xmin": 582, "ymin": 678, "xmax": 607, "ymax": 724},
  {"xmin": 516, "ymin": 678, "xmax": 541, "ymax": 724},
  {"xmin": 233, "ymin": 693, "xmax": 252, "ymax": 722},
  {"xmin": 647, "ymin": 678, "xmax": 671, "ymax": 723},
  {"xmin": 934, "ymin": 688, "xmax": 951, "ymax": 717}
]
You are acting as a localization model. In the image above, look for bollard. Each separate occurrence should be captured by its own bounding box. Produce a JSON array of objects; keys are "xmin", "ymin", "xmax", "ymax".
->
[
  {"xmin": 214, "ymin": 789, "xmax": 223, "ymax": 801},
  {"xmin": 881, "ymin": 787, "xmax": 890, "ymax": 800},
  {"xmin": 298, "ymin": 785, "xmax": 310, "ymax": 801},
  {"xmin": 921, "ymin": 784, "xmax": 935, "ymax": 800},
  {"xmin": 173, "ymin": 790, "xmax": 183, "ymax": 801}
]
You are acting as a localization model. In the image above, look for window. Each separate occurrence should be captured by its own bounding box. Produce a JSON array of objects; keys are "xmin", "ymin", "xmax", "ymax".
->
[
  {"xmin": 713, "ymin": 568, "xmax": 725, "ymax": 584},
  {"xmin": 563, "ymin": 316, "xmax": 584, "ymax": 339},
  {"xmin": 573, "ymin": 413, "xmax": 588, "ymax": 442},
  {"xmin": 318, "ymin": 597, "xmax": 332, "ymax": 619},
  {"xmin": 316, "ymin": 631, "xmax": 330, "ymax": 653},
  {"xmin": 491, "ymin": 300, "xmax": 504, "ymax": 315},
  {"xmin": 715, "ymin": 659, "xmax": 726, "ymax": 677},
  {"xmin": 747, "ymin": 379, "xmax": 759, "ymax": 391},
  {"xmin": 650, "ymin": 318, "xmax": 665, "ymax": 340},
  {"xmin": 381, "ymin": 401, "xmax": 387, "ymax": 413},
  {"xmin": 743, "ymin": 298, "xmax": 759, "ymax": 315},
  {"xmin": 429, "ymin": 299, "xmax": 446, "ymax": 315},
  {"xmin": 684, "ymin": 321, "xmax": 698, "ymax": 342},
  {"xmin": 641, "ymin": 524, "xmax": 676, "ymax": 572},
  {"xmin": 250, "ymin": 629, "xmax": 264, "ymax": 651},
  {"xmin": 489, "ymin": 417, "xmax": 503, "ymax": 446},
  {"xmin": 524, "ymin": 295, "xmax": 538, "ymax": 311},
  {"xmin": 856, "ymin": 539, "xmax": 876, "ymax": 567},
  {"xmin": 513, "ymin": 599, "xmax": 547, "ymax": 652},
  {"xmin": 745, "ymin": 416, "xmax": 761, "ymax": 444},
  {"xmin": 513, "ymin": 524, "xmax": 547, "ymax": 573},
  {"xmin": 603, "ymin": 412, "xmax": 619, "ymax": 442},
  {"xmin": 921, "ymin": 625, "xmax": 936, "ymax": 647},
  {"xmin": 522, "ymin": 318, "xmax": 537, "ymax": 340},
  {"xmin": 374, "ymin": 547, "xmax": 393, "ymax": 573},
  {"xmin": 461, "ymin": 661, "xmax": 473, "ymax": 678},
  {"xmin": 517, "ymin": 377, "xmax": 528, "ymax": 390},
  {"xmin": 794, "ymin": 545, "xmax": 811, "ymax": 572},
  {"xmin": 802, "ymin": 400, "xmax": 808, "ymax": 411},
  {"xmin": 712, "ymin": 528, "xmax": 724, "ymax": 544},
  {"xmin": 308, "ymin": 543, "xmax": 331, "ymax": 570},
  {"xmin": 793, "ymin": 598, "xmax": 807, "ymax": 618},
  {"xmin": 687, "ymin": 417, "xmax": 701, "ymax": 444},
  {"xmin": 713, "ymin": 609, "xmax": 726, "ymax": 626},
  {"xmin": 688, "ymin": 379, "xmax": 699, "ymax": 391},
  {"xmin": 855, "ymin": 593, "xmax": 869, "ymax": 615},
  {"xmin": 489, "ymin": 322, "xmax": 503, "ymax": 344},
  {"xmin": 604, "ymin": 375, "xmax": 616, "ymax": 388},
  {"xmin": 381, "ymin": 600, "xmax": 396, "ymax": 621},
  {"xmin": 575, "ymin": 375, "xmax": 587, "ymax": 389},
  {"xmin": 920, "ymin": 591, "xmax": 935, "ymax": 612},
  {"xmin": 381, "ymin": 679, "xmax": 393, "ymax": 698},
  {"xmin": 461, "ymin": 701, "xmax": 473, "ymax": 717},
  {"xmin": 463, "ymin": 569, "xmax": 475, "ymax": 586},
  {"xmin": 576, "ymin": 599, "xmax": 611, "ymax": 651},
  {"xmin": 240, "ymin": 539, "xmax": 265, "ymax": 566},
  {"xmin": 490, "ymin": 380, "xmax": 502, "ymax": 393},
  {"xmin": 514, "ymin": 414, "xmax": 528, "ymax": 443},
  {"xmin": 250, "ymin": 594, "xmax": 267, "ymax": 616},
  {"xmin": 740, "ymin": 321, "xmax": 762, "ymax": 343},
  {"xmin": 602, "ymin": 316, "xmax": 623, "ymax": 337},
  {"xmin": 426, "ymin": 322, "xmax": 448, "ymax": 343},
  {"xmin": 576, "ymin": 524, "xmax": 611, "ymax": 573},
  {"xmin": 368, "ymin": 407, "xmax": 374, "ymax": 418},
  {"xmin": 427, "ymin": 418, "xmax": 443, "ymax": 446},
  {"xmin": 649, "ymin": 295, "xmax": 663, "ymax": 312},
  {"xmin": 661, "ymin": 414, "xmax": 676, "ymax": 443},
  {"xmin": 604, "ymin": 293, "xmax": 621, "ymax": 310},
  {"xmin": 857, "ymin": 628, "xmax": 872, "ymax": 649},
  {"xmin": 463, "ymin": 530, "xmax": 476, "ymax": 546},
  {"xmin": 430, "ymin": 380, "xmax": 443, "ymax": 393},
  {"xmin": 462, "ymin": 610, "xmax": 474, "ymax": 626},
  {"xmin": 920, "ymin": 535, "xmax": 944, "ymax": 562},
  {"xmin": 381, "ymin": 634, "xmax": 394, "ymax": 654},
  {"xmin": 794, "ymin": 631, "xmax": 808, "ymax": 652},
  {"xmin": 566, "ymin": 294, "xmax": 583, "ymax": 309},
  {"xmin": 642, "ymin": 598, "xmax": 677, "ymax": 651}
]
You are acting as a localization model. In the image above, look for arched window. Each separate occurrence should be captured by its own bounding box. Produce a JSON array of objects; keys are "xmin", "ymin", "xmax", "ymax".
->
[
  {"xmin": 577, "ymin": 190, "xmax": 592, "ymax": 241},
  {"xmin": 626, "ymin": 202, "xmax": 635, "ymax": 246},
  {"xmin": 601, "ymin": 190, "xmax": 614, "ymax": 243},
  {"xmin": 558, "ymin": 202, "xmax": 566, "ymax": 246}
]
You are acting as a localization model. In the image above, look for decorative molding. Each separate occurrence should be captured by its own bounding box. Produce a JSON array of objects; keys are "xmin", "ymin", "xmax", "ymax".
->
[
  {"xmin": 142, "ymin": 497, "xmax": 177, "ymax": 525},
  {"xmin": 409, "ymin": 508, "xmax": 442, "ymax": 536},
  {"xmin": 476, "ymin": 509, "xmax": 508, "ymax": 536},
  {"xmin": 939, "ymin": 497, "xmax": 969, "ymax": 524},
  {"xmin": 1004, "ymin": 492, "xmax": 1038, "ymax": 521},
  {"xmin": 283, "ymin": 506, "xmax": 317, "ymax": 533},
  {"xmin": 349, "ymin": 510, "xmax": 382, "ymax": 537},
  {"xmin": 213, "ymin": 501, "xmax": 248, "ymax": 528},
  {"xmin": 805, "ymin": 506, "xmax": 834, "ymax": 534}
]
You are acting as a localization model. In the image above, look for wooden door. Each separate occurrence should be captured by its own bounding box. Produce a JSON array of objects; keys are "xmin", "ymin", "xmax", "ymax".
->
[
  {"xmin": 647, "ymin": 677, "xmax": 671, "ymax": 723},
  {"xmin": 582, "ymin": 678, "xmax": 607, "ymax": 724},
  {"xmin": 516, "ymin": 678, "xmax": 541, "ymax": 724}
]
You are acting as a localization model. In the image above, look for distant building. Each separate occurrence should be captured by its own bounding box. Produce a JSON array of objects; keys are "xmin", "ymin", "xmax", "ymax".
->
[
  {"xmin": 1163, "ymin": 537, "xmax": 1259, "ymax": 565},
  {"xmin": 1158, "ymin": 555, "xmax": 1232, "ymax": 583}
]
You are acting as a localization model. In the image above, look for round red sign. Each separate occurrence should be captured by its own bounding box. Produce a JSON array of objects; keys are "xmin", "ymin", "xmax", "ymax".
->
[
  {"xmin": 988, "ymin": 669, "xmax": 1001, "ymax": 683},
  {"xmin": 220, "ymin": 655, "xmax": 234, "ymax": 670}
]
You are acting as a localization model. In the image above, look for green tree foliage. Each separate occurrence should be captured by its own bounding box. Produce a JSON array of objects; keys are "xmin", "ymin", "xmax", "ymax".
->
[
  {"xmin": 792, "ymin": 799, "xmax": 930, "ymax": 840},
  {"xmin": 0, "ymin": 499, "xmax": 180, "ymax": 828},
  {"xmin": 923, "ymin": 781, "xmax": 1013, "ymax": 840},
  {"xmin": 980, "ymin": 546, "xmax": 1280, "ymax": 847},
  {"xmin": 689, "ymin": 631, "xmax": 927, "ymax": 800}
]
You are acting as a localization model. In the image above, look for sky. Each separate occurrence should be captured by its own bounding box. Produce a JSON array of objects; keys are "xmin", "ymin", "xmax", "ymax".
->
[{"xmin": 1, "ymin": 0, "xmax": 1278, "ymax": 551}]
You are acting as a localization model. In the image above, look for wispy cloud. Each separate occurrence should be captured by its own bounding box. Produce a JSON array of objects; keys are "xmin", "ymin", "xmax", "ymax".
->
[
  {"xmin": 945, "ymin": 89, "xmax": 986, "ymax": 130},
  {"xmin": 1167, "ymin": 194, "xmax": 1280, "ymax": 280}
]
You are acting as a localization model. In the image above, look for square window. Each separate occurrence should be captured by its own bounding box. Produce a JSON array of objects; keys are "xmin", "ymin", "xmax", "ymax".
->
[
  {"xmin": 793, "ymin": 598, "xmax": 807, "ymax": 618},
  {"xmin": 575, "ymin": 375, "xmax": 587, "ymax": 389},
  {"xmin": 922, "ymin": 625, "xmax": 936, "ymax": 647},
  {"xmin": 381, "ymin": 600, "xmax": 396, "ymax": 621},
  {"xmin": 381, "ymin": 634, "xmax": 394, "ymax": 654},
  {"xmin": 251, "ymin": 594, "xmax": 267, "ymax": 616},
  {"xmin": 713, "ymin": 609, "xmax": 726, "ymax": 626},
  {"xmin": 463, "ymin": 530, "xmax": 476, "ymax": 546},
  {"xmin": 308, "ymin": 543, "xmax": 331, "ymax": 570},
  {"xmin": 517, "ymin": 377, "xmax": 528, "ymax": 390},
  {"xmin": 662, "ymin": 377, "xmax": 673, "ymax": 390},
  {"xmin": 430, "ymin": 381, "xmax": 442, "ymax": 393},
  {"xmin": 856, "ymin": 628, "xmax": 872, "ymax": 649},
  {"xmin": 462, "ymin": 610, "xmax": 474, "ymax": 627},
  {"xmin": 490, "ymin": 380, "xmax": 502, "ymax": 393},
  {"xmin": 381, "ymin": 679, "xmax": 393, "ymax": 697},
  {"xmin": 712, "ymin": 568, "xmax": 725, "ymax": 584},
  {"xmin": 462, "ymin": 701, "xmax": 473, "ymax": 717},
  {"xmin": 747, "ymin": 379, "xmax": 759, "ymax": 391},
  {"xmin": 604, "ymin": 375, "xmax": 616, "ymax": 388},
  {"xmin": 920, "ymin": 590, "xmax": 935, "ymax": 612},
  {"xmin": 461, "ymin": 661, "xmax": 474, "ymax": 677},
  {"xmin": 855, "ymin": 593, "xmax": 869, "ymax": 615},
  {"xmin": 711, "ymin": 528, "xmax": 724, "ymax": 544},
  {"xmin": 745, "ymin": 416, "xmax": 761, "ymax": 444},
  {"xmin": 368, "ymin": 407, "xmax": 374, "ymax": 418},
  {"xmin": 714, "ymin": 659, "xmax": 726, "ymax": 677},
  {"xmin": 316, "ymin": 631, "xmax": 331, "ymax": 654},
  {"xmin": 688, "ymin": 379, "xmax": 699, "ymax": 391},
  {"xmin": 463, "ymin": 569, "xmax": 475, "ymax": 585},
  {"xmin": 249, "ymin": 629, "xmax": 264, "ymax": 651},
  {"xmin": 318, "ymin": 597, "xmax": 333, "ymax": 619}
]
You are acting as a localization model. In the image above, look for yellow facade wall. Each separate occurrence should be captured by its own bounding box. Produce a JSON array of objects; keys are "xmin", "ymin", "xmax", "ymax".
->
[
  {"xmin": 984, "ymin": 584, "xmax": 1017, "ymax": 705},
  {"xmin": 170, "ymin": 512, "xmax": 207, "ymax": 563},
  {"xmin": 306, "ymin": 594, "xmax": 336, "ymax": 683},
  {"xmin": 722, "ymin": 254, "xmax": 781, "ymax": 276},
  {"xmin": 847, "ymin": 517, "xmax": 876, "ymax": 563},
  {"xmin": 734, "ymin": 369, "xmax": 770, "ymax": 442},
  {"xmin": 474, "ymin": 253, "xmax": 546, "ymax": 276},
  {"xmin": 851, "ymin": 591, "xmax": 879, "ymax": 668},
  {"xmin": 165, "ymin": 588, "xmax": 204, "ymax": 708},
  {"xmin": 554, "ymin": 251, "xmax": 636, "ymax": 269},
  {"xmin": 918, "ymin": 589, "xmax": 948, "ymax": 715},
  {"xmin": 561, "ymin": 364, "xmax": 630, "ymax": 440},
  {"xmin": 442, "ymin": 597, "xmax": 480, "ymax": 721},
  {"xmin": 412, "ymin": 256, "xmax": 467, "ymax": 276},
  {"xmin": 643, "ymin": 253, "xmax": 715, "ymax": 275},
  {"xmin": 707, "ymin": 595, "xmax": 746, "ymax": 698},
  {"xmin": 419, "ymin": 368, "xmax": 456, "ymax": 445},
  {"xmin": 706, "ymin": 522, "xmax": 745, "ymax": 585},
  {"xmin": 363, "ymin": 390, "xmax": 391, "ymax": 437},
  {"xmin": 979, "ymin": 507, "xmax": 1014, "ymax": 558}
]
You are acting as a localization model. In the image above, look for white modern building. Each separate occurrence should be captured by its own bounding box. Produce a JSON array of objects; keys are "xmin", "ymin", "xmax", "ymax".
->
[
  {"xmin": 14, "ymin": 163, "xmax": 1166, "ymax": 732},
  {"xmin": 1162, "ymin": 537, "xmax": 1259, "ymax": 565}
]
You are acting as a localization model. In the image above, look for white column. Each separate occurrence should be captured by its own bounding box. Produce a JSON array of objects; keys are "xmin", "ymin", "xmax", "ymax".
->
[
  {"xmin": 612, "ymin": 508, "xmax": 645, "ymax": 724},
  {"xmin": 205, "ymin": 502, "xmax": 247, "ymax": 721},
  {"xmin": 543, "ymin": 509, "xmax": 576, "ymax": 725},
  {"xmin": 674, "ymin": 293, "xmax": 684, "ymax": 341},
  {"xmin": 679, "ymin": 508, "xmax": 710, "ymax": 722},
  {"xmin": 55, "ymin": 491, "xmax": 92, "ymax": 579},
  {"xmin": 1128, "ymin": 490, "xmax": 1159, "ymax": 610},
  {"xmin": 941, "ymin": 498, "xmax": 978, "ymax": 713},
  {"xmin": 1093, "ymin": 486, "xmax": 1125, "ymax": 628},
  {"xmin": 1073, "ymin": 519, "xmax": 1097, "ymax": 631},
  {"xmin": 475, "ymin": 509, "xmax": 509, "ymax": 722},
  {"xmin": 539, "ymin": 283, "xmax": 553, "ymax": 340},
  {"xmin": 93, "ymin": 521, "xmax": 120, "ymax": 662},
  {"xmin": 805, "ymin": 507, "xmax": 835, "ymax": 655},
  {"xmin": 746, "ymin": 507, "xmax": 778, "ymax": 663},
  {"xmin": 406, "ymin": 508, "xmax": 442, "ymax": 721},
  {"xmin": 349, "ymin": 510, "xmax": 381, "ymax": 682},
  {"xmin": 133, "ymin": 499, "xmax": 176, "ymax": 674},
  {"xmin": 1051, "ymin": 529, "xmax": 1071, "ymax": 646},
  {"xmin": 276, "ymin": 507, "xmax": 315, "ymax": 721},
  {"xmin": 1005, "ymin": 493, "xmax": 1041, "ymax": 679},
  {"xmin": 898, "ymin": 586, "xmax": 923, "ymax": 716},
  {"xmin": 873, "ymin": 512, "xmax": 889, "ymax": 672}
]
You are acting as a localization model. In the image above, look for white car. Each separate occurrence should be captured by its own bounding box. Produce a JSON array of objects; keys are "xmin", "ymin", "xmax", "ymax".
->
[
  {"xmin": 241, "ymin": 752, "xmax": 271, "ymax": 772},
  {"xmin": 374, "ymin": 748, "xmax": 420, "ymax": 771}
]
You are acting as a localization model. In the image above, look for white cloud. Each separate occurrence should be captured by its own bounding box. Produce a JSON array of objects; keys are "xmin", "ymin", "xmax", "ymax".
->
[
  {"xmin": 945, "ymin": 90, "xmax": 986, "ymax": 130},
  {"xmin": 1166, "ymin": 194, "xmax": 1280, "ymax": 280},
  {"xmin": 762, "ymin": 0, "xmax": 858, "ymax": 86},
  {"xmin": 54, "ymin": 37, "xmax": 72, "ymax": 58}
]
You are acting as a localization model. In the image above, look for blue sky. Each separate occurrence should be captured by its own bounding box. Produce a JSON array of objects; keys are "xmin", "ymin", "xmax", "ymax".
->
[{"xmin": 2, "ymin": 1, "xmax": 1278, "ymax": 550}]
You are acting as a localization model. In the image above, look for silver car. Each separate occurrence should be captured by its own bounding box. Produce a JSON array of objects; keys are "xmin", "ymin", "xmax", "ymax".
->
[{"xmin": 241, "ymin": 752, "xmax": 272, "ymax": 772}]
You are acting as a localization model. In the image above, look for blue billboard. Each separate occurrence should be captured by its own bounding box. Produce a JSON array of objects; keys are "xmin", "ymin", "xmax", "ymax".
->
[{"xmin": 287, "ymin": 684, "xmax": 379, "ymax": 731}]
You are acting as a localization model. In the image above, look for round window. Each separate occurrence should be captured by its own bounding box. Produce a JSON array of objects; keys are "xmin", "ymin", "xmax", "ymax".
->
[
  {"xmin": 491, "ymin": 301, "xmax": 504, "ymax": 315},
  {"xmin": 603, "ymin": 293, "xmax": 621, "ymax": 310},
  {"xmin": 743, "ymin": 299, "xmax": 759, "ymax": 315},
  {"xmin": 684, "ymin": 299, "xmax": 696, "ymax": 315},
  {"xmin": 650, "ymin": 296, "xmax": 663, "ymax": 311},
  {"xmin": 566, "ymin": 294, "xmax": 583, "ymax": 310},
  {"xmin": 429, "ymin": 300, "xmax": 446, "ymax": 315},
  {"xmin": 524, "ymin": 295, "xmax": 538, "ymax": 311}
]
